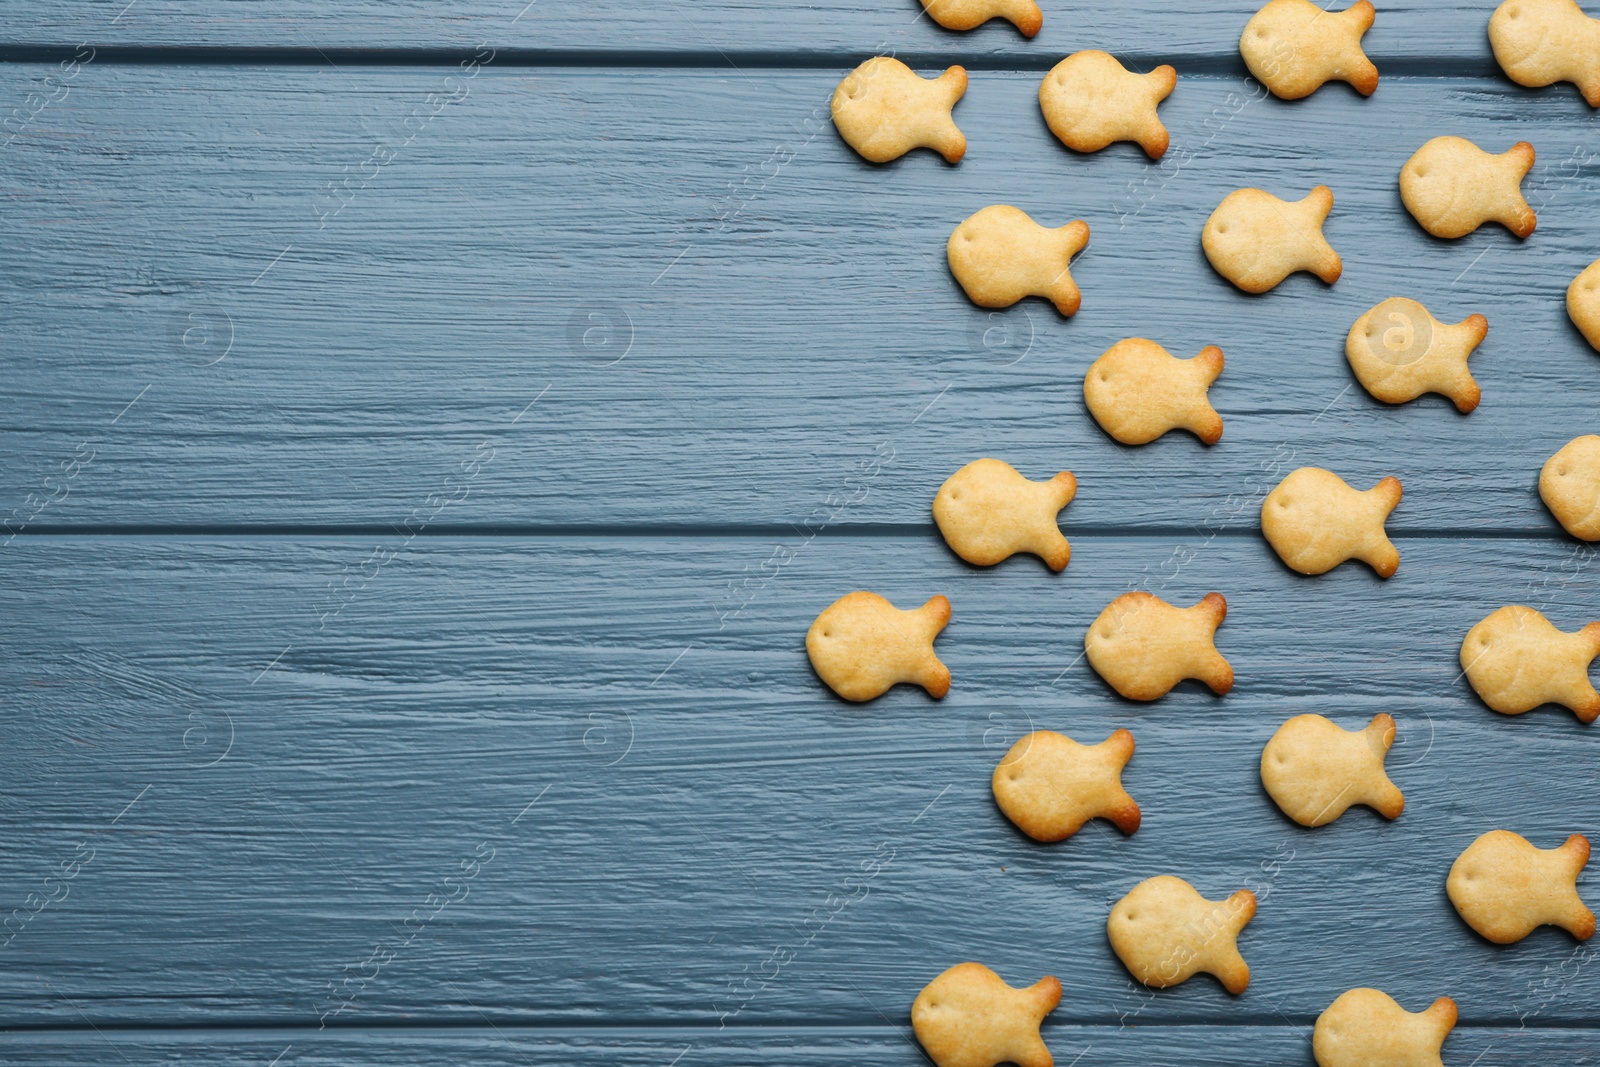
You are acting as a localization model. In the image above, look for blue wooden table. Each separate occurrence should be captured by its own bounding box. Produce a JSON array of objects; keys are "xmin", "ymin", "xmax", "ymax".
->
[{"xmin": 2, "ymin": 2, "xmax": 1598, "ymax": 1063}]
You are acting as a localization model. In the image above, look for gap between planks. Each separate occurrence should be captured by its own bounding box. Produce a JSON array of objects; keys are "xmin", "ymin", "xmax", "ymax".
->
[
  {"xmin": 0, "ymin": 525, "xmax": 1577, "ymax": 541},
  {"xmin": 0, "ymin": 45, "xmax": 1503, "ymax": 77},
  {"xmin": 0, "ymin": 1019, "xmax": 1596, "ymax": 1036}
]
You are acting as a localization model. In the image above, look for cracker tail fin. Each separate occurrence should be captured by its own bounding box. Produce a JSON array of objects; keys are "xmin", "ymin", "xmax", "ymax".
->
[
  {"xmin": 1426, "ymin": 996, "xmax": 1460, "ymax": 1035},
  {"xmin": 1007, "ymin": 0, "xmax": 1044, "ymax": 38}
]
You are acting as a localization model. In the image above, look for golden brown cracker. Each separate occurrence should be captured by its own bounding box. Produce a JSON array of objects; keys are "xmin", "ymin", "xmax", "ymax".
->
[
  {"xmin": 1490, "ymin": 0, "xmax": 1600, "ymax": 107},
  {"xmin": 1460, "ymin": 604, "xmax": 1600, "ymax": 721},
  {"xmin": 1242, "ymin": 0, "xmax": 1379, "ymax": 100},
  {"xmin": 1541, "ymin": 434, "xmax": 1600, "ymax": 540},
  {"xmin": 1084, "ymin": 339, "xmax": 1224, "ymax": 445},
  {"xmin": 1039, "ymin": 51, "xmax": 1176, "ymax": 158},
  {"xmin": 919, "ymin": 0, "xmax": 1043, "ymax": 37},
  {"xmin": 1202, "ymin": 186, "xmax": 1342, "ymax": 293},
  {"xmin": 1108, "ymin": 876, "xmax": 1255, "ymax": 993},
  {"xmin": 831, "ymin": 58, "xmax": 968, "ymax": 164},
  {"xmin": 1345, "ymin": 298, "xmax": 1487, "ymax": 413},
  {"xmin": 1261, "ymin": 713, "xmax": 1404, "ymax": 827},
  {"xmin": 1400, "ymin": 136, "xmax": 1537, "ymax": 238},
  {"xmin": 1085, "ymin": 592, "xmax": 1233, "ymax": 701},
  {"xmin": 911, "ymin": 963, "xmax": 1060, "ymax": 1067},
  {"xmin": 1261, "ymin": 467, "xmax": 1402, "ymax": 577},
  {"xmin": 1448, "ymin": 830, "xmax": 1596, "ymax": 943},
  {"xmin": 806, "ymin": 591, "xmax": 951, "ymax": 702},
  {"xmin": 933, "ymin": 458, "xmax": 1076, "ymax": 571},
  {"xmin": 1567, "ymin": 257, "xmax": 1600, "ymax": 351},
  {"xmin": 1313, "ymin": 988, "xmax": 1458, "ymax": 1067},
  {"xmin": 948, "ymin": 206, "xmax": 1090, "ymax": 316},
  {"xmin": 992, "ymin": 729, "xmax": 1140, "ymax": 842}
]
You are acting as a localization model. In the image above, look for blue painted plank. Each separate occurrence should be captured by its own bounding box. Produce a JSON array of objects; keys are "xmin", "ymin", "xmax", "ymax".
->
[
  {"xmin": 1, "ymin": 68, "xmax": 1598, "ymax": 532},
  {"xmin": 0, "ymin": 1023, "xmax": 1594, "ymax": 1067},
  {"xmin": 0, "ymin": 535, "xmax": 1595, "ymax": 1028},
  {"xmin": 0, "ymin": 0, "xmax": 1518, "ymax": 70}
]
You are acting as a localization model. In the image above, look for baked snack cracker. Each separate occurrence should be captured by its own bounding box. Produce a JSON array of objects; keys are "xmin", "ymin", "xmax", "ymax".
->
[
  {"xmin": 1490, "ymin": 0, "xmax": 1600, "ymax": 107},
  {"xmin": 832, "ymin": 58, "xmax": 968, "ymax": 164},
  {"xmin": 1108, "ymin": 875, "xmax": 1255, "ymax": 993},
  {"xmin": 1083, "ymin": 339, "xmax": 1224, "ymax": 445},
  {"xmin": 1039, "ymin": 51, "xmax": 1176, "ymax": 159},
  {"xmin": 1261, "ymin": 467, "xmax": 1402, "ymax": 577},
  {"xmin": 806, "ymin": 592, "xmax": 951, "ymax": 702},
  {"xmin": 1541, "ymin": 434, "xmax": 1600, "ymax": 539},
  {"xmin": 948, "ymin": 206, "xmax": 1090, "ymax": 316},
  {"xmin": 911, "ymin": 962, "xmax": 1060, "ymax": 1067},
  {"xmin": 1345, "ymin": 298, "xmax": 1487, "ymax": 413},
  {"xmin": 1261, "ymin": 713, "xmax": 1404, "ymax": 827},
  {"xmin": 918, "ymin": 0, "xmax": 1043, "ymax": 38},
  {"xmin": 1202, "ymin": 186, "xmax": 1342, "ymax": 293},
  {"xmin": 1085, "ymin": 592, "xmax": 1232, "ymax": 701},
  {"xmin": 1448, "ymin": 830, "xmax": 1596, "ymax": 943},
  {"xmin": 1241, "ymin": 0, "xmax": 1379, "ymax": 100},
  {"xmin": 1400, "ymin": 136, "xmax": 1537, "ymax": 239},
  {"xmin": 933, "ymin": 458, "xmax": 1076, "ymax": 570},
  {"xmin": 1460, "ymin": 605, "xmax": 1600, "ymax": 722},
  {"xmin": 992, "ymin": 729, "xmax": 1140, "ymax": 842},
  {"xmin": 1313, "ymin": 988, "xmax": 1457, "ymax": 1067},
  {"xmin": 1568, "ymin": 257, "xmax": 1600, "ymax": 351}
]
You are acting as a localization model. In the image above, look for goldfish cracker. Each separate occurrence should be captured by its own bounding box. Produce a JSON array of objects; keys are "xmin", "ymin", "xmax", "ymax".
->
[
  {"xmin": 1108, "ymin": 876, "xmax": 1256, "ymax": 992},
  {"xmin": 912, "ymin": 963, "xmax": 1060, "ymax": 1067},
  {"xmin": 1085, "ymin": 592, "xmax": 1233, "ymax": 701},
  {"xmin": 1400, "ymin": 136, "xmax": 1536, "ymax": 238},
  {"xmin": 1084, "ymin": 339, "xmax": 1224, "ymax": 445},
  {"xmin": 933, "ymin": 458, "xmax": 1076, "ymax": 570},
  {"xmin": 806, "ymin": 591, "xmax": 951, "ymax": 701},
  {"xmin": 1261, "ymin": 713, "xmax": 1405, "ymax": 826},
  {"xmin": 1460, "ymin": 605, "xmax": 1600, "ymax": 721},
  {"xmin": 1344, "ymin": 298, "xmax": 1487, "ymax": 413},
  {"xmin": 1490, "ymin": 0, "xmax": 1600, "ymax": 107},
  {"xmin": 1202, "ymin": 186, "xmax": 1342, "ymax": 293},
  {"xmin": 1448, "ymin": 830, "xmax": 1595, "ymax": 942},
  {"xmin": 1314, "ymin": 989, "xmax": 1458, "ymax": 1067},
  {"xmin": 1039, "ymin": 51, "xmax": 1176, "ymax": 158},
  {"xmin": 1261, "ymin": 467, "xmax": 1402, "ymax": 577},
  {"xmin": 831, "ymin": 58, "xmax": 967, "ymax": 164},
  {"xmin": 918, "ymin": 0, "xmax": 1043, "ymax": 37},
  {"xmin": 1241, "ymin": 0, "xmax": 1378, "ymax": 99},
  {"xmin": 948, "ymin": 206, "xmax": 1090, "ymax": 316},
  {"xmin": 992, "ymin": 729, "xmax": 1140, "ymax": 842},
  {"xmin": 1541, "ymin": 434, "xmax": 1600, "ymax": 538}
]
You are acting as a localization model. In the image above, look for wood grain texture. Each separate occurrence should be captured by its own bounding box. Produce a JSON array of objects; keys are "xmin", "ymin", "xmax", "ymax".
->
[
  {"xmin": 0, "ymin": 0, "xmax": 1513, "ymax": 69},
  {"xmin": 3, "ymin": 67, "xmax": 1598, "ymax": 532},
  {"xmin": 0, "ymin": 1024, "xmax": 1593, "ymax": 1067},
  {"xmin": 6, "ymin": 0, "xmax": 1600, "ymax": 1057},
  {"xmin": 1, "ymin": 536, "xmax": 1595, "ymax": 1029}
]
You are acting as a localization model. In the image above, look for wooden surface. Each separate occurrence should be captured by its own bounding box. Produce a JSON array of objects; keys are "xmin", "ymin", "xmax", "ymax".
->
[{"xmin": 3, "ymin": 1, "xmax": 1600, "ymax": 1064}]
